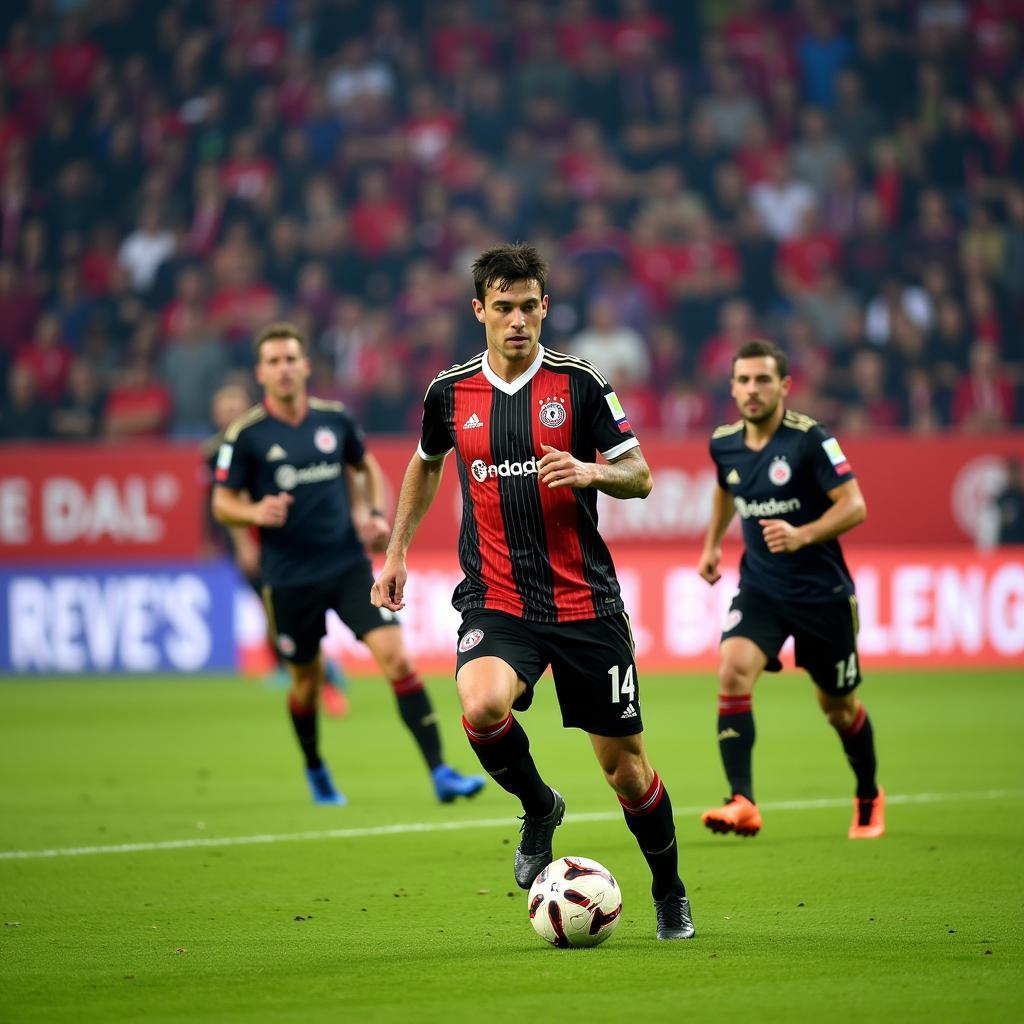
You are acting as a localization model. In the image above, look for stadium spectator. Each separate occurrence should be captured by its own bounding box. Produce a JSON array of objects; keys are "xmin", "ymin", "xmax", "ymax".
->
[
  {"xmin": 117, "ymin": 204, "xmax": 176, "ymax": 295},
  {"xmin": 102, "ymin": 343, "xmax": 173, "ymax": 440},
  {"xmin": 0, "ymin": 0, "xmax": 1019, "ymax": 441},
  {"xmin": 569, "ymin": 295, "xmax": 651, "ymax": 385},
  {"xmin": 14, "ymin": 312, "xmax": 73, "ymax": 404},
  {"xmin": 50, "ymin": 356, "xmax": 104, "ymax": 441},
  {"xmin": 951, "ymin": 341, "xmax": 1016, "ymax": 431},
  {"xmin": 749, "ymin": 154, "xmax": 817, "ymax": 242},
  {"xmin": 159, "ymin": 307, "xmax": 230, "ymax": 438},
  {"xmin": 0, "ymin": 361, "xmax": 51, "ymax": 439}
]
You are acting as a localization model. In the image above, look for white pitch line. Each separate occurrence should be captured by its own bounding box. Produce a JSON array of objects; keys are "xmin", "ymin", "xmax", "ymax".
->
[{"xmin": 1, "ymin": 789, "xmax": 1020, "ymax": 862}]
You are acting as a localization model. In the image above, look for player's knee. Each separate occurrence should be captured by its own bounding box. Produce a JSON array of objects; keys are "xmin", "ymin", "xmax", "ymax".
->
[
  {"xmin": 599, "ymin": 752, "xmax": 648, "ymax": 799},
  {"xmin": 822, "ymin": 697, "xmax": 859, "ymax": 731},
  {"xmin": 718, "ymin": 661, "xmax": 756, "ymax": 696},
  {"xmin": 460, "ymin": 690, "xmax": 513, "ymax": 728},
  {"xmin": 379, "ymin": 653, "xmax": 413, "ymax": 680}
]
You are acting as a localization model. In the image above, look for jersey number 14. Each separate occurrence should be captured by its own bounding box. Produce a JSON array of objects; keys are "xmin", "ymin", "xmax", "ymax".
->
[{"xmin": 609, "ymin": 664, "xmax": 636, "ymax": 703}]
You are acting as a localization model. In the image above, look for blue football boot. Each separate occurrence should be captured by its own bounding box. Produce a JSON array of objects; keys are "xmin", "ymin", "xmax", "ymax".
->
[
  {"xmin": 432, "ymin": 764, "xmax": 487, "ymax": 804},
  {"xmin": 305, "ymin": 763, "xmax": 347, "ymax": 805}
]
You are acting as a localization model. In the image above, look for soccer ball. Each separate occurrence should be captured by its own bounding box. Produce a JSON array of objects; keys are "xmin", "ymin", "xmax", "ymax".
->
[{"xmin": 527, "ymin": 856, "xmax": 622, "ymax": 948}]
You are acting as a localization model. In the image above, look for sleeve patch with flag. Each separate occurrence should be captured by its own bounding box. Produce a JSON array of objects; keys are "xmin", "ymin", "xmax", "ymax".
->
[
  {"xmin": 822, "ymin": 437, "xmax": 851, "ymax": 474},
  {"xmin": 605, "ymin": 392, "xmax": 631, "ymax": 433},
  {"xmin": 215, "ymin": 443, "xmax": 233, "ymax": 482}
]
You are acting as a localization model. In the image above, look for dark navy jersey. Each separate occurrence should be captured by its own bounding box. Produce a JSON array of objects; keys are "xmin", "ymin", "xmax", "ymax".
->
[
  {"xmin": 201, "ymin": 430, "xmax": 238, "ymax": 560},
  {"xmin": 420, "ymin": 345, "xmax": 639, "ymax": 623},
  {"xmin": 215, "ymin": 399, "xmax": 367, "ymax": 587},
  {"xmin": 710, "ymin": 408, "xmax": 857, "ymax": 602}
]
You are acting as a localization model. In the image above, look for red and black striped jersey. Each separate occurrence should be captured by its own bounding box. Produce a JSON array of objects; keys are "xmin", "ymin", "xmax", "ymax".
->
[{"xmin": 419, "ymin": 345, "xmax": 640, "ymax": 623}]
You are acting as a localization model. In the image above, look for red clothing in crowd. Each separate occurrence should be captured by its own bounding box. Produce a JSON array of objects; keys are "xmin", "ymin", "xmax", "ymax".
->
[
  {"xmin": 49, "ymin": 38, "xmax": 102, "ymax": 99},
  {"xmin": 15, "ymin": 344, "xmax": 73, "ymax": 404},
  {"xmin": 103, "ymin": 381, "xmax": 173, "ymax": 437},
  {"xmin": 777, "ymin": 232, "xmax": 841, "ymax": 291}
]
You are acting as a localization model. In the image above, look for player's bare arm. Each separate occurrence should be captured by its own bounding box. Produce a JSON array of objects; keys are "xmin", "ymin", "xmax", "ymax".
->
[
  {"xmin": 699, "ymin": 483, "xmax": 737, "ymax": 585},
  {"xmin": 212, "ymin": 485, "xmax": 294, "ymax": 528},
  {"xmin": 347, "ymin": 452, "xmax": 391, "ymax": 553},
  {"xmin": 371, "ymin": 453, "xmax": 446, "ymax": 611},
  {"xmin": 759, "ymin": 478, "xmax": 867, "ymax": 554},
  {"xmin": 538, "ymin": 444, "xmax": 652, "ymax": 499},
  {"xmin": 230, "ymin": 524, "xmax": 261, "ymax": 577}
]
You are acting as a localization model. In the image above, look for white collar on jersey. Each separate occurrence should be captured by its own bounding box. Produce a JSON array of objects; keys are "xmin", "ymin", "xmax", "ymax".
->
[{"xmin": 481, "ymin": 344, "xmax": 545, "ymax": 395}]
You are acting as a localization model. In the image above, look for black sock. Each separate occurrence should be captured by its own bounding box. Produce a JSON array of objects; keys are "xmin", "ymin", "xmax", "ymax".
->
[
  {"xmin": 718, "ymin": 693, "xmax": 755, "ymax": 802},
  {"xmin": 288, "ymin": 694, "xmax": 321, "ymax": 770},
  {"xmin": 462, "ymin": 714, "xmax": 552, "ymax": 816},
  {"xmin": 619, "ymin": 773, "xmax": 685, "ymax": 901},
  {"xmin": 839, "ymin": 704, "xmax": 878, "ymax": 800},
  {"xmin": 392, "ymin": 674, "xmax": 443, "ymax": 771}
]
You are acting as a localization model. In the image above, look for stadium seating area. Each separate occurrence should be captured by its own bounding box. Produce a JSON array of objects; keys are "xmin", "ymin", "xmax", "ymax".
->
[{"xmin": 0, "ymin": 0, "xmax": 1021, "ymax": 440}]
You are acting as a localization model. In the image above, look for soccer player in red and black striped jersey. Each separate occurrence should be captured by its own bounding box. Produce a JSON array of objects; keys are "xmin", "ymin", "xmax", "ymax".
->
[{"xmin": 371, "ymin": 244, "xmax": 695, "ymax": 941}]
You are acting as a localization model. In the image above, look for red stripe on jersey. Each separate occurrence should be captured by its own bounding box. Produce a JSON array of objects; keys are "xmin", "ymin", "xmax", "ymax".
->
[
  {"xmin": 215, "ymin": 467, "xmax": 228, "ymax": 481},
  {"xmin": 532, "ymin": 368, "xmax": 593, "ymax": 621},
  {"xmin": 453, "ymin": 378, "xmax": 524, "ymax": 617}
]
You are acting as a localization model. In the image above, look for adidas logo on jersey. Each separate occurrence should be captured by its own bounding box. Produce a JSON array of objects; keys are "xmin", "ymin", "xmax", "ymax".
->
[
  {"xmin": 266, "ymin": 444, "xmax": 287, "ymax": 461},
  {"xmin": 463, "ymin": 412, "xmax": 484, "ymax": 429},
  {"xmin": 726, "ymin": 469, "xmax": 740, "ymax": 484},
  {"xmin": 620, "ymin": 702, "xmax": 638, "ymax": 719}
]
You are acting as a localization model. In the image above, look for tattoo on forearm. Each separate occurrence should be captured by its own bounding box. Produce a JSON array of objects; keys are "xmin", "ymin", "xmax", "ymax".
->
[{"xmin": 599, "ymin": 449, "xmax": 652, "ymax": 499}]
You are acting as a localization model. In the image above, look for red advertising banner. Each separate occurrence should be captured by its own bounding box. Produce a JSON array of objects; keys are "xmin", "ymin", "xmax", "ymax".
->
[
  {"xmin": 0, "ymin": 445, "xmax": 204, "ymax": 561},
  {"xmin": 368, "ymin": 433, "xmax": 1024, "ymax": 549},
  {"xmin": 234, "ymin": 547, "xmax": 1024, "ymax": 673},
  {"xmin": 1, "ymin": 432, "xmax": 1019, "ymax": 561}
]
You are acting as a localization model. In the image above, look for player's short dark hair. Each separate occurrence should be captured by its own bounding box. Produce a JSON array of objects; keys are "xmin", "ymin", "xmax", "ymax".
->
[
  {"xmin": 254, "ymin": 321, "xmax": 307, "ymax": 359},
  {"xmin": 471, "ymin": 243, "xmax": 547, "ymax": 303},
  {"xmin": 732, "ymin": 339, "xmax": 789, "ymax": 379}
]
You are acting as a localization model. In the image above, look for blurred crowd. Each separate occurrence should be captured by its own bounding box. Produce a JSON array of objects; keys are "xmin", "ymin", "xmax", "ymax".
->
[{"xmin": 0, "ymin": 0, "xmax": 1022, "ymax": 442}]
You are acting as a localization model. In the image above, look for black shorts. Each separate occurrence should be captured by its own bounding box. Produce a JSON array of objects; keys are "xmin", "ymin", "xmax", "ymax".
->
[
  {"xmin": 455, "ymin": 609, "xmax": 643, "ymax": 737},
  {"xmin": 263, "ymin": 559, "xmax": 398, "ymax": 664},
  {"xmin": 722, "ymin": 588, "xmax": 862, "ymax": 696}
]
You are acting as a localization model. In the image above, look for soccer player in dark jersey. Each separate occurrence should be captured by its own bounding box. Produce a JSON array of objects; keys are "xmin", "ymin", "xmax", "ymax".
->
[
  {"xmin": 201, "ymin": 383, "xmax": 349, "ymax": 717},
  {"xmin": 371, "ymin": 244, "xmax": 695, "ymax": 941},
  {"xmin": 697, "ymin": 339, "xmax": 884, "ymax": 840},
  {"xmin": 212, "ymin": 322, "xmax": 485, "ymax": 806}
]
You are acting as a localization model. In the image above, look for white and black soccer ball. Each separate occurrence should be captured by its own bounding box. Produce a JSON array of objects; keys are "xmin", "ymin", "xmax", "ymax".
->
[{"xmin": 527, "ymin": 856, "xmax": 622, "ymax": 948}]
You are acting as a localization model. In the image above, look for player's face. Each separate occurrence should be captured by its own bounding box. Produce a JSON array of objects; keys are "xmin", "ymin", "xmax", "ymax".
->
[
  {"xmin": 256, "ymin": 337, "xmax": 310, "ymax": 402},
  {"xmin": 731, "ymin": 356, "xmax": 791, "ymax": 424},
  {"xmin": 472, "ymin": 279, "xmax": 548, "ymax": 367}
]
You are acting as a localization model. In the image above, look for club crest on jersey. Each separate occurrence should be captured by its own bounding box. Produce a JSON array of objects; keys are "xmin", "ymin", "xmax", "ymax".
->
[
  {"xmin": 314, "ymin": 427, "xmax": 337, "ymax": 454},
  {"xmin": 459, "ymin": 628, "xmax": 484, "ymax": 653},
  {"xmin": 539, "ymin": 396, "xmax": 566, "ymax": 428},
  {"xmin": 723, "ymin": 609, "xmax": 742, "ymax": 632},
  {"xmin": 769, "ymin": 456, "xmax": 792, "ymax": 486},
  {"xmin": 277, "ymin": 633, "xmax": 296, "ymax": 656}
]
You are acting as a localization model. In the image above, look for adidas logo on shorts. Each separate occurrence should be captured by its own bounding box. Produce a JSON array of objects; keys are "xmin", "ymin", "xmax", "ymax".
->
[{"xmin": 620, "ymin": 702, "xmax": 638, "ymax": 719}]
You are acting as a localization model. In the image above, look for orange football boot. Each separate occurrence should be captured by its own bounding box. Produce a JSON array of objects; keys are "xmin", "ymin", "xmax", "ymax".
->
[
  {"xmin": 320, "ymin": 681, "xmax": 350, "ymax": 719},
  {"xmin": 701, "ymin": 794, "xmax": 762, "ymax": 837},
  {"xmin": 848, "ymin": 787, "xmax": 885, "ymax": 839}
]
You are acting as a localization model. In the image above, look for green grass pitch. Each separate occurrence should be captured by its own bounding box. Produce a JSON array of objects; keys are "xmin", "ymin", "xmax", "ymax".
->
[{"xmin": 1, "ymin": 668, "xmax": 1021, "ymax": 1023}]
